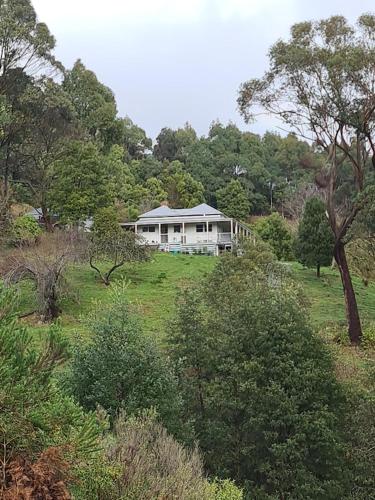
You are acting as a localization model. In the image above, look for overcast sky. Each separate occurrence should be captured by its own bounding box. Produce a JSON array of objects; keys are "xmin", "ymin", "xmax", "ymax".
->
[{"xmin": 33, "ymin": 0, "xmax": 375, "ymax": 139}]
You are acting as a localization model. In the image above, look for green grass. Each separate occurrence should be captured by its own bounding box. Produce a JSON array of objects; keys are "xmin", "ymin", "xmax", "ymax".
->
[
  {"xmin": 18, "ymin": 253, "xmax": 216, "ymax": 342},
  {"xmin": 17, "ymin": 254, "xmax": 375, "ymax": 348},
  {"xmin": 289, "ymin": 262, "xmax": 375, "ymax": 326},
  {"xmin": 16, "ymin": 253, "xmax": 375, "ymax": 389}
]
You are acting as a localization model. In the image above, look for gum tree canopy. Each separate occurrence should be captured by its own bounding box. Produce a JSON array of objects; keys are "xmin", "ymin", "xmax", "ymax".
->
[{"xmin": 238, "ymin": 15, "xmax": 375, "ymax": 344}]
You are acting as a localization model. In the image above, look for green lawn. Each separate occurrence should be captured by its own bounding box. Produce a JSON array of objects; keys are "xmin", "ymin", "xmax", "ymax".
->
[
  {"xmin": 19, "ymin": 253, "xmax": 216, "ymax": 342},
  {"xmin": 17, "ymin": 253, "xmax": 375, "ymax": 346},
  {"xmin": 290, "ymin": 262, "xmax": 375, "ymax": 326}
]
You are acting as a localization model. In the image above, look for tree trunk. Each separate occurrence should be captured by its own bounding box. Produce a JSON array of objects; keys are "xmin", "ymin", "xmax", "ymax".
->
[
  {"xmin": 41, "ymin": 205, "xmax": 54, "ymax": 232},
  {"xmin": 3, "ymin": 143, "xmax": 10, "ymax": 200},
  {"xmin": 43, "ymin": 293, "xmax": 60, "ymax": 322},
  {"xmin": 334, "ymin": 242, "xmax": 362, "ymax": 345},
  {"xmin": 316, "ymin": 263, "xmax": 321, "ymax": 278}
]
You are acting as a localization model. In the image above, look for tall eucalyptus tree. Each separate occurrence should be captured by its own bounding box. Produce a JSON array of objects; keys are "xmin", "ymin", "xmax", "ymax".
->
[{"xmin": 239, "ymin": 15, "xmax": 375, "ymax": 344}]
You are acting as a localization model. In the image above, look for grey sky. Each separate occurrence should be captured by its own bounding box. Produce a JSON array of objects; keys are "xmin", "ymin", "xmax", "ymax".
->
[{"xmin": 33, "ymin": 0, "xmax": 375, "ymax": 139}]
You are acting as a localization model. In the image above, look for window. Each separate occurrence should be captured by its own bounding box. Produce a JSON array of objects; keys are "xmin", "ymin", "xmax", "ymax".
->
[
  {"xmin": 142, "ymin": 225, "xmax": 155, "ymax": 233},
  {"xmin": 174, "ymin": 225, "xmax": 181, "ymax": 233},
  {"xmin": 196, "ymin": 223, "xmax": 213, "ymax": 232}
]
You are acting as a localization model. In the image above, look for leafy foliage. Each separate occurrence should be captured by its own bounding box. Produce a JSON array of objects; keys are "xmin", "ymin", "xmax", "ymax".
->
[
  {"xmin": 18, "ymin": 78, "xmax": 76, "ymax": 229},
  {"xmin": 10, "ymin": 214, "xmax": 42, "ymax": 245},
  {"xmin": 67, "ymin": 283, "xmax": 183, "ymax": 433},
  {"xmin": 295, "ymin": 197, "xmax": 334, "ymax": 276},
  {"xmin": 163, "ymin": 165, "xmax": 205, "ymax": 208},
  {"xmin": 49, "ymin": 141, "xmax": 113, "ymax": 223},
  {"xmin": 73, "ymin": 410, "xmax": 243, "ymax": 500},
  {"xmin": 0, "ymin": 0, "xmax": 60, "ymax": 81},
  {"xmin": 169, "ymin": 255, "xmax": 347, "ymax": 498},
  {"xmin": 342, "ymin": 384, "xmax": 375, "ymax": 500},
  {"xmin": 0, "ymin": 284, "xmax": 101, "ymax": 495},
  {"xmin": 63, "ymin": 59, "xmax": 117, "ymax": 148},
  {"xmin": 216, "ymin": 179, "xmax": 250, "ymax": 219},
  {"xmin": 106, "ymin": 410, "xmax": 216, "ymax": 500},
  {"xmin": 89, "ymin": 206, "xmax": 150, "ymax": 285},
  {"xmin": 254, "ymin": 213, "xmax": 293, "ymax": 260}
]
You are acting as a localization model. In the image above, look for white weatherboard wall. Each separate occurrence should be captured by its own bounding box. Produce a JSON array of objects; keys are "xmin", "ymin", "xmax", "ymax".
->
[
  {"xmin": 184, "ymin": 222, "xmax": 218, "ymax": 244},
  {"xmin": 138, "ymin": 225, "xmax": 159, "ymax": 244}
]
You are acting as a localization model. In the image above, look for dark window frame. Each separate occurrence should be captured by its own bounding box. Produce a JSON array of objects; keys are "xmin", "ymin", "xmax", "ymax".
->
[{"xmin": 196, "ymin": 223, "xmax": 213, "ymax": 232}]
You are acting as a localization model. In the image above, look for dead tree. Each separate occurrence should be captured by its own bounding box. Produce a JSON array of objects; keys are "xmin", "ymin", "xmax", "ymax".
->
[{"xmin": 1, "ymin": 231, "xmax": 86, "ymax": 321}]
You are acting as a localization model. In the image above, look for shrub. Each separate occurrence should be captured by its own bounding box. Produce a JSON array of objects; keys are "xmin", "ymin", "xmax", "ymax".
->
[
  {"xmin": 72, "ymin": 410, "xmax": 244, "ymax": 500},
  {"xmin": 70, "ymin": 453, "xmax": 121, "ymax": 500},
  {"xmin": 67, "ymin": 282, "xmax": 183, "ymax": 434},
  {"xmin": 106, "ymin": 410, "xmax": 211, "ymax": 500},
  {"xmin": 362, "ymin": 323, "xmax": 375, "ymax": 349},
  {"xmin": 169, "ymin": 256, "xmax": 347, "ymax": 498},
  {"xmin": 343, "ymin": 387, "xmax": 375, "ymax": 499},
  {"xmin": 253, "ymin": 213, "xmax": 293, "ymax": 260},
  {"xmin": 10, "ymin": 214, "xmax": 42, "ymax": 245},
  {"xmin": 207, "ymin": 479, "xmax": 244, "ymax": 500},
  {"xmin": 0, "ymin": 284, "xmax": 102, "ymax": 496}
]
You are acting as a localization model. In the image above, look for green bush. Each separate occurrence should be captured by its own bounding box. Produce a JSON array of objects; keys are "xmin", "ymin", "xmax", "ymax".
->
[
  {"xmin": 169, "ymin": 256, "xmax": 347, "ymax": 498},
  {"xmin": 295, "ymin": 197, "xmax": 334, "ymax": 277},
  {"xmin": 10, "ymin": 214, "xmax": 42, "ymax": 245},
  {"xmin": 216, "ymin": 179, "xmax": 251, "ymax": 220},
  {"xmin": 207, "ymin": 479, "xmax": 244, "ymax": 499},
  {"xmin": 67, "ymin": 282, "xmax": 183, "ymax": 434},
  {"xmin": 106, "ymin": 410, "xmax": 212, "ymax": 500},
  {"xmin": 343, "ymin": 386, "xmax": 375, "ymax": 500},
  {"xmin": 70, "ymin": 455, "xmax": 122, "ymax": 500},
  {"xmin": 362, "ymin": 323, "xmax": 375, "ymax": 350},
  {"xmin": 72, "ymin": 410, "xmax": 244, "ymax": 500},
  {"xmin": 253, "ymin": 213, "xmax": 293, "ymax": 260},
  {"xmin": 0, "ymin": 284, "xmax": 102, "ymax": 495}
]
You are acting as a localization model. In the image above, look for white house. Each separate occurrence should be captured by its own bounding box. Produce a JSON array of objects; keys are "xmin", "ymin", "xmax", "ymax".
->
[{"xmin": 121, "ymin": 203, "xmax": 251, "ymax": 255}]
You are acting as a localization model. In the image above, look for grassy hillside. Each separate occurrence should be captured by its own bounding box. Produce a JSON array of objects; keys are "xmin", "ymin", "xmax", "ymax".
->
[
  {"xmin": 290, "ymin": 262, "xmax": 375, "ymax": 327},
  {"xmin": 19, "ymin": 253, "xmax": 216, "ymax": 342},
  {"xmin": 18, "ymin": 253, "xmax": 375, "ymax": 346}
]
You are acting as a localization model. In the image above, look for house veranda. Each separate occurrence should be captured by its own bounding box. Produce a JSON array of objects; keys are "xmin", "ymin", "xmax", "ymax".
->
[{"xmin": 121, "ymin": 203, "xmax": 251, "ymax": 255}]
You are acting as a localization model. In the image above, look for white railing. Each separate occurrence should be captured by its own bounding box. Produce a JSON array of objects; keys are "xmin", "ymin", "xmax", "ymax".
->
[{"xmin": 217, "ymin": 232, "xmax": 232, "ymax": 242}]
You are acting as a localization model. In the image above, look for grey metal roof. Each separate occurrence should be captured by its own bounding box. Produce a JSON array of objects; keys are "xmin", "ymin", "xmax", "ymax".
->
[{"xmin": 139, "ymin": 203, "xmax": 224, "ymax": 219}]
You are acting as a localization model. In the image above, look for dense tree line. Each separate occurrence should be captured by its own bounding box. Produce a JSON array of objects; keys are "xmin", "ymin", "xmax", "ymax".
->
[{"xmin": 0, "ymin": 1, "xmax": 323, "ymax": 234}]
